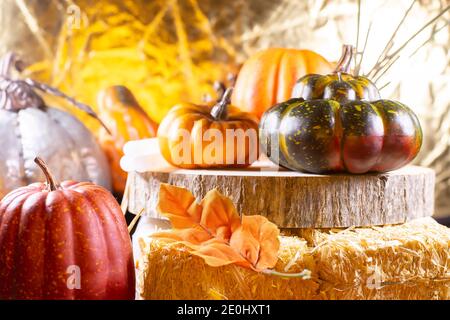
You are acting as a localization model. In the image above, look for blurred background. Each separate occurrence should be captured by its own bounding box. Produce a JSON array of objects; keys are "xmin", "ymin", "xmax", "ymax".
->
[{"xmin": 0, "ymin": 0, "xmax": 449, "ymax": 220}]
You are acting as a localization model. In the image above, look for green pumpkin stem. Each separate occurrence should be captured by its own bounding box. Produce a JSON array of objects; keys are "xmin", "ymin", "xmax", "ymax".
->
[
  {"xmin": 210, "ymin": 87, "xmax": 233, "ymax": 121},
  {"xmin": 334, "ymin": 44, "xmax": 355, "ymax": 74},
  {"xmin": 34, "ymin": 157, "xmax": 60, "ymax": 191}
]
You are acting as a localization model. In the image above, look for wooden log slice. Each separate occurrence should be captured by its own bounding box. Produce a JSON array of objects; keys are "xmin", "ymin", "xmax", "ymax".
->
[{"xmin": 125, "ymin": 162, "xmax": 435, "ymax": 228}]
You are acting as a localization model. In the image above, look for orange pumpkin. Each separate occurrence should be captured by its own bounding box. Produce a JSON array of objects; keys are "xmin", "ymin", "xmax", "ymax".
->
[
  {"xmin": 231, "ymin": 48, "xmax": 333, "ymax": 118},
  {"xmin": 158, "ymin": 88, "xmax": 259, "ymax": 169},
  {"xmin": 97, "ymin": 86, "xmax": 158, "ymax": 194}
]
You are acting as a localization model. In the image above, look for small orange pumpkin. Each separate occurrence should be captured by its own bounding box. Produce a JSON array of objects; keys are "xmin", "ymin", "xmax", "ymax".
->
[
  {"xmin": 158, "ymin": 88, "xmax": 259, "ymax": 169},
  {"xmin": 97, "ymin": 86, "xmax": 158, "ymax": 194},
  {"xmin": 231, "ymin": 48, "xmax": 333, "ymax": 118}
]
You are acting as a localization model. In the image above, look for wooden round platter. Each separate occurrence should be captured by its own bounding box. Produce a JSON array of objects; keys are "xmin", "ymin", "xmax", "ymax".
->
[{"xmin": 124, "ymin": 160, "xmax": 435, "ymax": 228}]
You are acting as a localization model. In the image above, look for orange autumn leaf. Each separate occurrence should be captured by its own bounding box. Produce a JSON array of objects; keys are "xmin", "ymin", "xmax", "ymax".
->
[
  {"xmin": 157, "ymin": 184, "xmax": 241, "ymax": 241},
  {"xmin": 157, "ymin": 184, "xmax": 202, "ymax": 229},
  {"xmin": 191, "ymin": 239, "xmax": 251, "ymax": 269},
  {"xmin": 153, "ymin": 184, "xmax": 280, "ymax": 272},
  {"xmin": 150, "ymin": 235, "xmax": 252, "ymax": 268},
  {"xmin": 230, "ymin": 215, "xmax": 280, "ymax": 270},
  {"xmin": 151, "ymin": 226, "xmax": 211, "ymax": 245},
  {"xmin": 199, "ymin": 189, "xmax": 241, "ymax": 241}
]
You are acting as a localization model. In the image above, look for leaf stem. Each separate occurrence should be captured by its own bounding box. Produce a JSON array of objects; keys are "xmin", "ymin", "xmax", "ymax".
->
[{"xmin": 262, "ymin": 268, "xmax": 312, "ymax": 279}]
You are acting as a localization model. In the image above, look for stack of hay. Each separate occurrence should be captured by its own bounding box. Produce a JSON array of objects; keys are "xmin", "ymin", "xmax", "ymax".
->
[{"xmin": 136, "ymin": 218, "xmax": 450, "ymax": 299}]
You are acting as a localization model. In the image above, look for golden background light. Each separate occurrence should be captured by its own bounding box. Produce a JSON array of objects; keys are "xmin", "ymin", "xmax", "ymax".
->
[{"xmin": 0, "ymin": 0, "xmax": 448, "ymax": 216}]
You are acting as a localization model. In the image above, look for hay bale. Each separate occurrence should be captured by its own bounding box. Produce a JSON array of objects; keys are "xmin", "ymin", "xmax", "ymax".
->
[{"xmin": 136, "ymin": 218, "xmax": 450, "ymax": 300}]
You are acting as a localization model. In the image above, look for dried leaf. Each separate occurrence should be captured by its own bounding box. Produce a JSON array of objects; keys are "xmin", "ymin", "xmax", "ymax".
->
[
  {"xmin": 157, "ymin": 183, "xmax": 202, "ymax": 229},
  {"xmin": 230, "ymin": 216, "xmax": 280, "ymax": 270},
  {"xmin": 153, "ymin": 184, "xmax": 280, "ymax": 272},
  {"xmin": 158, "ymin": 184, "xmax": 241, "ymax": 241},
  {"xmin": 191, "ymin": 239, "xmax": 251, "ymax": 269},
  {"xmin": 152, "ymin": 226, "xmax": 211, "ymax": 245},
  {"xmin": 200, "ymin": 189, "xmax": 241, "ymax": 241}
]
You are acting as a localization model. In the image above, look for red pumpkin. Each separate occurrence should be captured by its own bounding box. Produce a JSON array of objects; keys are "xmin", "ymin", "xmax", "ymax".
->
[{"xmin": 0, "ymin": 158, "xmax": 135, "ymax": 300}]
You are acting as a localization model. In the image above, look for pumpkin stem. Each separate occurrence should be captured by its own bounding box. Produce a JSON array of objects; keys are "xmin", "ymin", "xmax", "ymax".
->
[
  {"xmin": 334, "ymin": 44, "xmax": 355, "ymax": 74},
  {"xmin": 0, "ymin": 52, "xmax": 112, "ymax": 134},
  {"xmin": 27, "ymin": 79, "xmax": 112, "ymax": 135},
  {"xmin": 34, "ymin": 157, "xmax": 60, "ymax": 191},
  {"xmin": 210, "ymin": 87, "xmax": 233, "ymax": 120},
  {"xmin": 213, "ymin": 81, "xmax": 227, "ymax": 100}
]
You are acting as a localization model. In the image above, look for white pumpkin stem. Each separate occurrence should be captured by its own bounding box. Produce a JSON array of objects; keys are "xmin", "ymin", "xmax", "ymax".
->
[
  {"xmin": 210, "ymin": 87, "xmax": 233, "ymax": 121},
  {"xmin": 26, "ymin": 78, "xmax": 112, "ymax": 135},
  {"xmin": 0, "ymin": 52, "xmax": 111, "ymax": 135}
]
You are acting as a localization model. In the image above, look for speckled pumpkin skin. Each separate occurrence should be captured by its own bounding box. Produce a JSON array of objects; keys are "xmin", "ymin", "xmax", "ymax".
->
[{"xmin": 260, "ymin": 97, "xmax": 423, "ymax": 174}]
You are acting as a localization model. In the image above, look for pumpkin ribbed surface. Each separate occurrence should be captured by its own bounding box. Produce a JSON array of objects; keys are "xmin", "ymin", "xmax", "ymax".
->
[{"xmin": 0, "ymin": 180, "xmax": 135, "ymax": 299}]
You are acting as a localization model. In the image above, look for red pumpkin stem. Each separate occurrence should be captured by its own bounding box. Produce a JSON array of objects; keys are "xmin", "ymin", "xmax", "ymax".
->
[
  {"xmin": 34, "ymin": 157, "xmax": 60, "ymax": 191},
  {"xmin": 210, "ymin": 87, "xmax": 233, "ymax": 121},
  {"xmin": 334, "ymin": 44, "xmax": 355, "ymax": 74}
]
